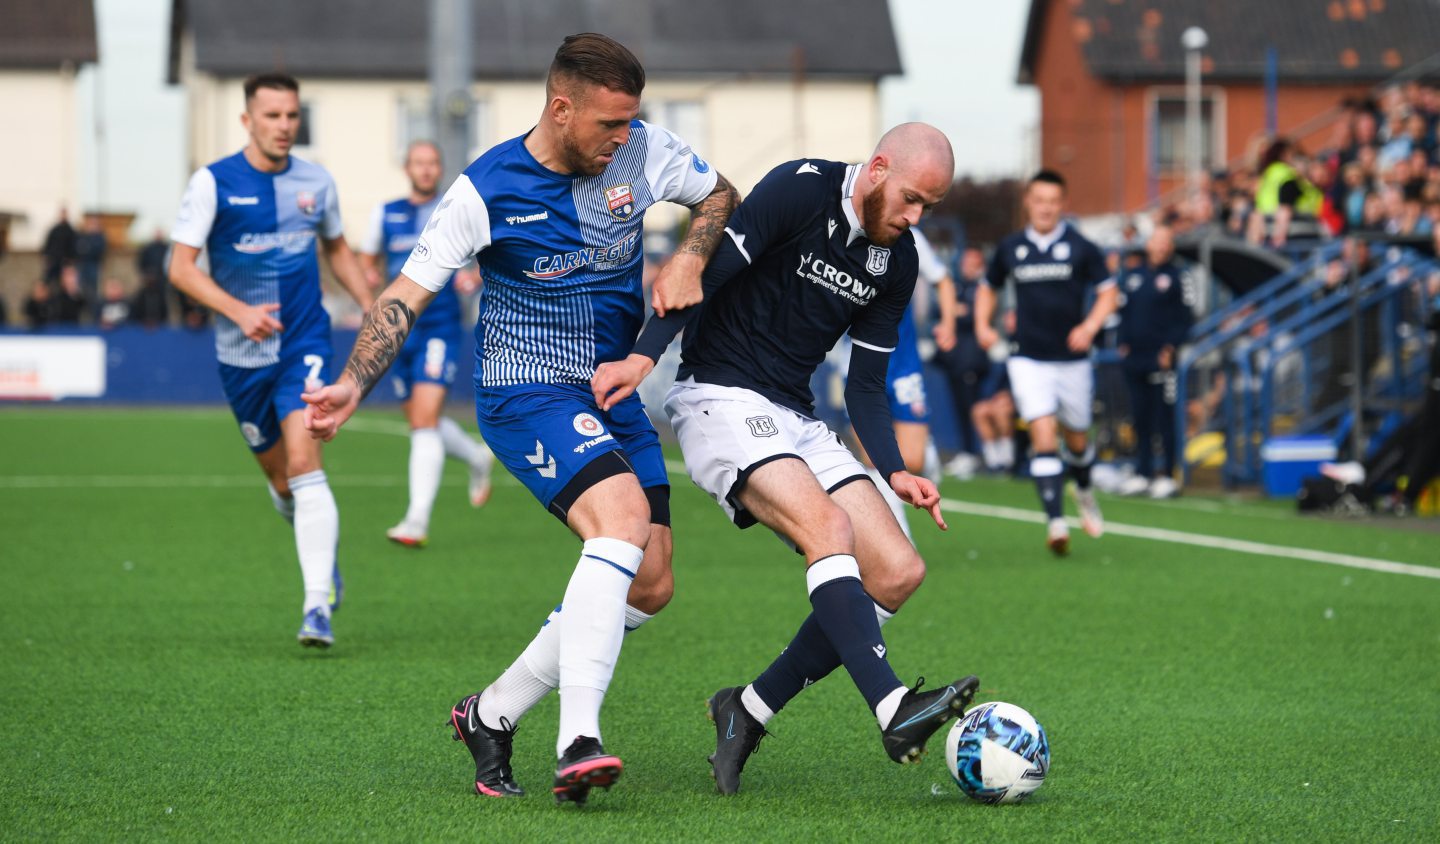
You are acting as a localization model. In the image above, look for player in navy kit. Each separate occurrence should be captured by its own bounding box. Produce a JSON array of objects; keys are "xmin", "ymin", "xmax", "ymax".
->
[
  {"xmin": 593, "ymin": 123, "xmax": 979, "ymax": 795},
  {"xmin": 169, "ymin": 73, "xmax": 373, "ymax": 648},
  {"xmin": 359, "ymin": 140, "xmax": 495, "ymax": 547},
  {"xmin": 302, "ymin": 34, "xmax": 737, "ymax": 804},
  {"xmin": 974, "ymin": 170, "xmax": 1118, "ymax": 555}
]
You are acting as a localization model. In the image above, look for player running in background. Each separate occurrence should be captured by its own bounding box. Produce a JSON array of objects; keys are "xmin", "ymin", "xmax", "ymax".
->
[
  {"xmin": 593, "ymin": 123, "xmax": 979, "ymax": 795},
  {"xmin": 302, "ymin": 34, "xmax": 737, "ymax": 805},
  {"xmin": 974, "ymin": 170, "xmax": 1118, "ymax": 555},
  {"xmin": 359, "ymin": 140, "xmax": 495, "ymax": 548},
  {"xmin": 169, "ymin": 73, "xmax": 373, "ymax": 648}
]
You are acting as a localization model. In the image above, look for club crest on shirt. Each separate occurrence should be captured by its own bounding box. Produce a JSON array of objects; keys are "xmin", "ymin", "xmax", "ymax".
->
[
  {"xmin": 1156, "ymin": 273, "xmax": 1172, "ymax": 292},
  {"xmin": 1016, "ymin": 244, "xmax": 1030, "ymax": 260},
  {"xmin": 866, "ymin": 245, "xmax": 890, "ymax": 276},
  {"xmin": 297, "ymin": 191, "xmax": 317, "ymax": 217},
  {"xmin": 1052, "ymin": 241, "xmax": 1071, "ymax": 261},
  {"xmin": 605, "ymin": 184, "xmax": 636, "ymax": 221}
]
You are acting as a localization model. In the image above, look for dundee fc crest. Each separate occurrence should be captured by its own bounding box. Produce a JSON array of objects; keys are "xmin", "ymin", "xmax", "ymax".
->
[{"xmin": 866, "ymin": 245, "xmax": 890, "ymax": 276}]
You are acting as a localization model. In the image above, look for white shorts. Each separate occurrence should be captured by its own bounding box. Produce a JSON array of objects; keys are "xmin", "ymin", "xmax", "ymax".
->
[
  {"xmin": 663, "ymin": 378, "xmax": 868, "ymax": 528},
  {"xmin": 1006, "ymin": 356, "xmax": 1094, "ymax": 430}
]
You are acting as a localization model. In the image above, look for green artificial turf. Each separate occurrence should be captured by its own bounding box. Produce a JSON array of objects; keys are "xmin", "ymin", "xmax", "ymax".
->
[{"xmin": 2, "ymin": 408, "xmax": 1437, "ymax": 841}]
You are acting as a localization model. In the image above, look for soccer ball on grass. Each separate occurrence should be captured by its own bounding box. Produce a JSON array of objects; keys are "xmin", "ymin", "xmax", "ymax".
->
[{"xmin": 944, "ymin": 701, "xmax": 1049, "ymax": 804}]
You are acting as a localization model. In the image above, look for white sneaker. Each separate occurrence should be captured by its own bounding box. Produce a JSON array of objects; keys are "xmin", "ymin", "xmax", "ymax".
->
[
  {"xmin": 1320, "ymin": 461, "xmax": 1365, "ymax": 486},
  {"xmin": 1046, "ymin": 517, "xmax": 1070, "ymax": 556},
  {"xmin": 386, "ymin": 519, "xmax": 428, "ymax": 548},
  {"xmin": 469, "ymin": 446, "xmax": 495, "ymax": 508},
  {"xmin": 1072, "ymin": 487, "xmax": 1105, "ymax": 538},
  {"xmin": 1117, "ymin": 475, "xmax": 1151, "ymax": 497},
  {"xmin": 945, "ymin": 453, "xmax": 979, "ymax": 480},
  {"xmin": 1148, "ymin": 476, "xmax": 1179, "ymax": 499}
]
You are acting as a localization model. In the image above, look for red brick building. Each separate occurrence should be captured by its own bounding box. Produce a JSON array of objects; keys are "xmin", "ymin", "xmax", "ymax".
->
[{"xmin": 1018, "ymin": 0, "xmax": 1440, "ymax": 215}]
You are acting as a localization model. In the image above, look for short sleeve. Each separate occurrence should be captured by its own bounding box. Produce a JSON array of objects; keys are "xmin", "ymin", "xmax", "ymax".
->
[
  {"xmin": 1083, "ymin": 240, "xmax": 1116, "ymax": 290},
  {"xmin": 721, "ymin": 159, "xmax": 827, "ymax": 267},
  {"xmin": 401, "ymin": 175, "xmax": 491, "ymax": 292},
  {"xmin": 640, "ymin": 121, "xmax": 719, "ymax": 208},
  {"xmin": 360, "ymin": 203, "xmax": 385, "ymax": 255},
  {"xmin": 849, "ymin": 247, "xmax": 918, "ymax": 352},
  {"xmin": 320, "ymin": 175, "xmax": 344, "ymax": 240},
  {"xmin": 171, "ymin": 168, "xmax": 217, "ymax": 248},
  {"xmin": 982, "ymin": 242, "xmax": 1009, "ymax": 289}
]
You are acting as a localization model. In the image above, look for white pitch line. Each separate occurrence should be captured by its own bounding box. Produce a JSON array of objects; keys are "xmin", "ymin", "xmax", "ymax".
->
[{"xmin": 938, "ymin": 497, "xmax": 1440, "ymax": 580}]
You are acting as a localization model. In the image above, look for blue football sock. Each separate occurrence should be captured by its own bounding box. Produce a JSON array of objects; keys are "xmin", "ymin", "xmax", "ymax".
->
[
  {"xmin": 805, "ymin": 555, "xmax": 901, "ymax": 712},
  {"xmin": 751, "ymin": 612, "xmax": 838, "ymax": 714},
  {"xmin": 1032, "ymin": 452, "xmax": 1064, "ymax": 521}
]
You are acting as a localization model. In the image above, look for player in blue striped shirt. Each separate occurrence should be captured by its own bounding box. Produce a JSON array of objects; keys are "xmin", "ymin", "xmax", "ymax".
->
[
  {"xmin": 303, "ymin": 34, "xmax": 737, "ymax": 805},
  {"xmin": 359, "ymin": 140, "xmax": 495, "ymax": 548},
  {"xmin": 170, "ymin": 73, "xmax": 372, "ymax": 649}
]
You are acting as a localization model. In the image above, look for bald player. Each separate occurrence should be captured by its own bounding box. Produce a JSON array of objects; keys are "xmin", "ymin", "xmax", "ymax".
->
[{"xmin": 594, "ymin": 123, "xmax": 981, "ymax": 795}]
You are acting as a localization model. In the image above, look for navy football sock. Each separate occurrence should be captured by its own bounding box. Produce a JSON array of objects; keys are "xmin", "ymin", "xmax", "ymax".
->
[
  {"xmin": 805, "ymin": 555, "xmax": 901, "ymax": 711},
  {"xmin": 1064, "ymin": 442, "xmax": 1095, "ymax": 490},
  {"xmin": 751, "ymin": 613, "xmax": 839, "ymax": 714},
  {"xmin": 1032, "ymin": 452, "xmax": 1064, "ymax": 521}
]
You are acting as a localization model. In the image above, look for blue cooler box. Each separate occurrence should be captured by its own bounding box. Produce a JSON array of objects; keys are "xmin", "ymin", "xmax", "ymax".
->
[{"xmin": 1260, "ymin": 435, "xmax": 1338, "ymax": 498}]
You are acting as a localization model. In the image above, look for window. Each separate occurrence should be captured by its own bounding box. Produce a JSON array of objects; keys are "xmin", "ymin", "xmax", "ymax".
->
[
  {"xmin": 1152, "ymin": 93, "xmax": 1221, "ymax": 172},
  {"xmin": 396, "ymin": 96, "xmax": 491, "ymax": 163},
  {"xmin": 646, "ymin": 100, "xmax": 706, "ymax": 148},
  {"xmin": 295, "ymin": 102, "xmax": 313, "ymax": 148}
]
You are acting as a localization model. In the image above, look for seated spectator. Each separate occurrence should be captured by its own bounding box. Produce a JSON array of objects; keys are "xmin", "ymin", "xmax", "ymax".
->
[
  {"xmin": 97, "ymin": 277, "xmax": 131, "ymax": 330},
  {"xmin": 130, "ymin": 275, "xmax": 170, "ymax": 328},
  {"xmin": 54, "ymin": 265, "xmax": 85, "ymax": 324},
  {"xmin": 24, "ymin": 280, "xmax": 54, "ymax": 330}
]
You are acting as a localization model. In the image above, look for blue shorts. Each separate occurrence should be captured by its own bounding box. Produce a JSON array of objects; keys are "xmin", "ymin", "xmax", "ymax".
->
[
  {"xmin": 886, "ymin": 309, "xmax": 928, "ymax": 423},
  {"xmin": 476, "ymin": 382, "xmax": 667, "ymax": 513},
  {"xmin": 388, "ymin": 329, "xmax": 460, "ymax": 401},
  {"xmin": 219, "ymin": 351, "xmax": 331, "ymax": 453}
]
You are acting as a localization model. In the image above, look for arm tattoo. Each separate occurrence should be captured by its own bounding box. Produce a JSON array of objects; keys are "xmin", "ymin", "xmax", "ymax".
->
[
  {"xmin": 677, "ymin": 173, "xmax": 739, "ymax": 259},
  {"xmin": 344, "ymin": 297, "xmax": 416, "ymax": 399}
]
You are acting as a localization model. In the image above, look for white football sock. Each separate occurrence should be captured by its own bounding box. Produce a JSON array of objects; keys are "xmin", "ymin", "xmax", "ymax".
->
[
  {"xmin": 268, "ymin": 482, "xmax": 294, "ymax": 524},
  {"xmin": 741, "ymin": 684, "xmax": 776, "ymax": 726},
  {"xmin": 556, "ymin": 538, "xmax": 643, "ymax": 756},
  {"xmin": 290, "ymin": 470, "xmax": 338, "ymax": 615},
  {"xmin": 865, "ymin": 466, "xmax": 913, "ymax": 542},
  {"xmin": 403, "ymin": 427, "xmax": 444, "ymax": 528},
  {"xmin": 624, "ymin": 604, "xmax": 653, "ymax": 633},
  {"xmin": 982, "ymin": 440, "xmax": 1001, "ymax": 469},
  {"xmin": 999, "ymin": 438, "xmax": 1016, "ymax": 468},
  {"xmin": 875, "ymin": 685, "xmax": 908, "ymax": 730},
  {"xmin": 874, "ymin": 600, "xmax": 895, "ymax": 628},
  {"xmin": 438, "ymin": 416, "xmax": 486, "ymax": 465}
]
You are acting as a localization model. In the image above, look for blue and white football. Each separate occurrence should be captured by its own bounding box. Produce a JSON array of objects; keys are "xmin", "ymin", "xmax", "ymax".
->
[{"xmin": 944, "ymin": 701, "xmax": 1049, "ymax": 804}]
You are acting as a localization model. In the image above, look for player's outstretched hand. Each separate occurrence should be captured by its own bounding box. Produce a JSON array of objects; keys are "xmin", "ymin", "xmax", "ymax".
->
[
  {"xmin": 301, "ymin": 380, "xmax": 360, "ymax": 442},
  {"xmin": 1066, "ymin": 324, "xmax": 1097, "ymax": 353},
  {"xmin": 651, "ymin": 253, "xmax": 706, "ymax": 317},
  {"xmin": 889, "ymin": 471, "xmax": 948, "ymax": 531},
  {"xmin": 237, "ymin": 302, "xmax": 283, "ymax": 342},
  {"xmin": 592, "ymin": 354, "xmax": 655, "ymax": 412},
  {"xmin": 975, "ymin": 324, "xmax": 1000, "ymax": 352}
]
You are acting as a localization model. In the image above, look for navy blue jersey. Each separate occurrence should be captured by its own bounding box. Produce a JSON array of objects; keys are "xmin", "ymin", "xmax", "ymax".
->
[
  {"xmin": 1117, "ymin": 259, "xmax": 1193, "ymax": 370},
  {"xmin": 983, "ymin": 223, "xmax": 1114, "ymax": 361},
  {"xmin": 172, "ymin": 151, "xmax": 343, "ymax": 367},
  {"xmin": 401, "ymin": 121, "xmax": 716, "ymax": 387},
  {"xmin": 679, "ymin": 159, "xmax": 919, "ymax": 416},
  {"xmin": 362, "ymin": 197, "xmax": 461, "ymax": 339}
]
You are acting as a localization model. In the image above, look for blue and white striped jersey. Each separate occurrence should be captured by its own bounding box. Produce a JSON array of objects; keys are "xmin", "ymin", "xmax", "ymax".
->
[
  {"xmin": 172, "ymin": 152, "xmax": 344, "ymax": 368},
  {"xmin": 401, "ymin": 120, "xmax": 717, "ymax": 387},
  {"xmin": 361, "ymin": 197, "xmax": 461, "ymax": 339}
]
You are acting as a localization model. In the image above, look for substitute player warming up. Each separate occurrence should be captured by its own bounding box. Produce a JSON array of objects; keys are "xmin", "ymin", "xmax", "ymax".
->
[
  {"xmin": 593, "ymin": 123, "xmax": 979, "ymax": 796},
  {"xmin": 974, "ymin": 170, "xmax": 1118, "ymax": 555}
]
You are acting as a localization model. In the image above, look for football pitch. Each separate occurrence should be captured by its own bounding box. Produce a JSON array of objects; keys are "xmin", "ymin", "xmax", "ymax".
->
[{"xmin": 2, "ymin": 407, "xmax": 1437, "ymax": 841}]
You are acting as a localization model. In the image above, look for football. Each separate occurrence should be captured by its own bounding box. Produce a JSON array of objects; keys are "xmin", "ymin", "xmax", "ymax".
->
[{"xmin": 944, "ymin": 702, "xmax": 1050, "ymax": 804}]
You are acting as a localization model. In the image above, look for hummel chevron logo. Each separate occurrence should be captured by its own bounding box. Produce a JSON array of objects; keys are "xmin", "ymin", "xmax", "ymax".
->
[
  {"xmin": 872, "ymin": 644, "xmax": 886, "ymax": 659},
  {"xmin": 828, "ymin": 218, "xmax": 837, "ymax": 238},
  {"xmin": 525, "ymin": 440, "xmax": 557, "ymax": 479},
  {"xmin": 796, "ymin": 162, "xmax": 822, "ymax": 175}
]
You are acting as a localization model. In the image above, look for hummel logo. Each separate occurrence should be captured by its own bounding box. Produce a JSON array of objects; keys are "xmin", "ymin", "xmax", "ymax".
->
[
  {"xmin": 873, "ymin": 644, "xmax": 887, "ymax": 659},
  {"xmin": 796, "ymin": 162, "xmax": 822, "ymax": 176},
  {"xmin": 828, "ymin": 218, "xmax": 837, "ymax": 238},
  {"xmin": 227, "ymin": 196, "xmax": 259, "ymax": 205},
  {"xmin": 525, "ymin": 440, "xmax": 557, "ymax": 479}
]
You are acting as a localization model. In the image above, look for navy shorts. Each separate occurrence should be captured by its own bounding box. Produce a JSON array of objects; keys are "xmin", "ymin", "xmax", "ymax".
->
[
  {"xmin": 219, "ymin": 350, "xmax": 331, "ymax": 453},
  {"xmin": 476, "ymin": 382, "xmax": 667, "ymax": 511}
]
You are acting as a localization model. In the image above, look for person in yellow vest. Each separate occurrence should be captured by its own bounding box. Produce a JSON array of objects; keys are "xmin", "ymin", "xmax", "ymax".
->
[{"xmin": 1247, "ymin": 138, "xmax": 1325, "ymax": 248}]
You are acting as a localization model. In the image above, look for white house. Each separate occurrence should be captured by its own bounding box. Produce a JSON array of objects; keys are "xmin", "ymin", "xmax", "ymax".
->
[{"xmin": 166, "ymin": 0, "xmax": 903, "ymax": 247}]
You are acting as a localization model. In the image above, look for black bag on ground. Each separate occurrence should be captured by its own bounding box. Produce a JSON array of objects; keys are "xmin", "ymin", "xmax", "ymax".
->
[{"xmin": 1297, "ymin": 475, "xmax": 1372, "ymax": 515}]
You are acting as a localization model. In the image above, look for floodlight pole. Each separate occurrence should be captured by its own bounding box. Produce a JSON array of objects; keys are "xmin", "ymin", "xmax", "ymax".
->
[
  {"xmin": 429, "ymin": 0, "xmax": 473, "ymax": 184},
  {"xmin": 1182, "ymin": 26, "xmax": 1209, "ymax": 205}
]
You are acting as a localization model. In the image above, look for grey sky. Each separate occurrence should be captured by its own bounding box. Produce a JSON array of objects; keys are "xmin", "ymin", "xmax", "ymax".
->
[{"xmin": 78, "ymin": 0, "xmax": 1035, "ymax": 237}]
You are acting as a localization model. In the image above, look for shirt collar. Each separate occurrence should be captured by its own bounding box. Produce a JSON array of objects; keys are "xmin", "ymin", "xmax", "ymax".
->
[
  {"xmin": 841, "ymin": 164, "xmax": 866, "ymax": 246},
  {"xmin": 1024, "ymin": 221, "xmax": 1068, "ymax": 254}
]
